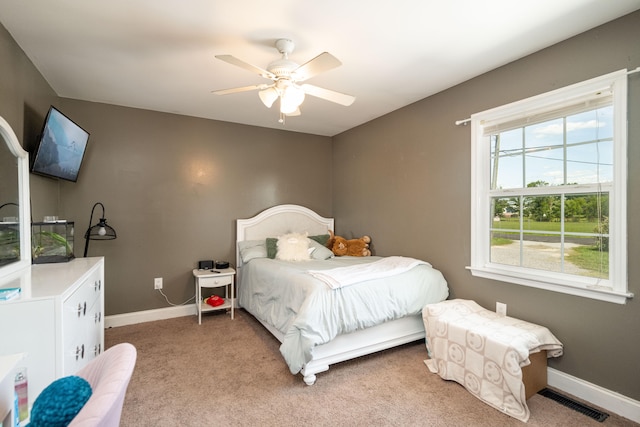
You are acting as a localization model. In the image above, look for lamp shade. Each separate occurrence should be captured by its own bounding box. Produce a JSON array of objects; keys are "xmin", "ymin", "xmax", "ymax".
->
[
  {"xmin": 280, "ymin": 85, "xmax": 305, "ymax": 114},
  {"xmin": 258, "ymin": 87, "xmax": 279, "ymax": 108},
  {"xmin": 85, "ymin": 219, "xmax": 116, "ymax": 240},
  {"xmin": 83, "ymin": 202, "xmax": 116, "ymax": 257}
]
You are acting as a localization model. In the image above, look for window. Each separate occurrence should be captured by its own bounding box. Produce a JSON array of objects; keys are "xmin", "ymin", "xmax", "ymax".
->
[{"xmin": 469, "ymin": 70, "xmax": 631, "ymax": 304}]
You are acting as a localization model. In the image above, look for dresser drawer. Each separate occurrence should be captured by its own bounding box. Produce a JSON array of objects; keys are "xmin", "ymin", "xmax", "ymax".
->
[
  {"xmin": 62, "ymin": 267, "xmax": 104, "ymax": 374},
  {"xmin": 63, "ymin": 270, "xmax": 102, "ymax": 327},
  {"xmin": 198, "ymin": 274, "xmax": 233, "ymax": 288},
  {"xmin": 64, "ymin": 297, "xmax": 103, "ymax": 375}
]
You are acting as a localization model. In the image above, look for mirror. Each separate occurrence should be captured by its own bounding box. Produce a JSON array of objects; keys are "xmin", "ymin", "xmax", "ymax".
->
[{"xmin": 0, "ymin": 116, "xmax": 31, "ymax": 278}]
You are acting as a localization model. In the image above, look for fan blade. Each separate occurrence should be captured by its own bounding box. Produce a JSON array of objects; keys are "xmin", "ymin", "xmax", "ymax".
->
[
  {"xmin": 215, "ymin": 55, "xmax": 275, "ymax": 80},
  {"xmin": 300, "ymin": 84, "xmax": 355, "ymax": 106},
  {"xmin": 292, "ymin": 52, "xmax": 341, "ymax": 82},
  {"xmin": 212, "ymin": 84, "xmax": 270, "ymax": 96}
]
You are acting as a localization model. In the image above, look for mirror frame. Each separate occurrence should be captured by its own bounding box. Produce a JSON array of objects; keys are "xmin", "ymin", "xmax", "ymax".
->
[{"xmin": 0, "ymin": 116, "xmax": 31, "ymax": 278}]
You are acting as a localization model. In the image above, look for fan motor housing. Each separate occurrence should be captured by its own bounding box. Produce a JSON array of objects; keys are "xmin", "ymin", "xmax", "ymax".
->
[{"xmin": 267, "ymin": 58, "xmax": 298, "ymax": 78}]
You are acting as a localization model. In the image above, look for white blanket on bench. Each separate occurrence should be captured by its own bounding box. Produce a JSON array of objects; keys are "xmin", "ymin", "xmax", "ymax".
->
[{"xmin": 422, "ymin": 299, "xmax": 563, "ymax": 422}]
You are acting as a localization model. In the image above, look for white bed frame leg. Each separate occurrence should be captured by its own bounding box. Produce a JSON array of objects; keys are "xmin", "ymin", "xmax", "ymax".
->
[{"xmin": 301, "ymin": 363, "xmax": 329, "ymax": 386}]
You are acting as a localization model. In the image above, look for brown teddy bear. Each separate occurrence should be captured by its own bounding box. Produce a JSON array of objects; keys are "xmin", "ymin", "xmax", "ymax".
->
[{"xmin": 326, "ymin": 230, "xmax": 372, "ymax": 257}]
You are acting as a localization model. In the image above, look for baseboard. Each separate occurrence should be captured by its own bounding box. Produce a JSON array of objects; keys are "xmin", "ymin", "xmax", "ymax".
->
[
  {"xmin": 548, "ymin": 367, "xmax": 640, "ymax": 423},
  {"xmin": 105, "ymin": 304, "xmax": 196, "ymax": 328}
]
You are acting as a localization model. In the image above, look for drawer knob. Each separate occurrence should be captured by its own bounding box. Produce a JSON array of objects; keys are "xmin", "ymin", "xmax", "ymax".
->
[
  {"xmin": 75, "ymin": 344, "xmax": 85, "ymax": 360},
  {"xmin": 76, "ymin": 302, "xmax": 88, "ymax": 317}
]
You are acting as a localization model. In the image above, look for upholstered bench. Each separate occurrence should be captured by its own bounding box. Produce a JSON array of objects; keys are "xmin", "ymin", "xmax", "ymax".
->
[{"xmin": 422, "ymin": 299, "xmax": 563, "ymax": 422}]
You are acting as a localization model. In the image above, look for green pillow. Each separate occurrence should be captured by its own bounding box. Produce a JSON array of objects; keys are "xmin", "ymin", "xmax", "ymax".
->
[
  {"xmin": 266, "ymin": 237, "xmax": 278, "ymax": 259},
  {"xmin": 309, "ymin": 234, "xmax": 330, "ymax": 246}
]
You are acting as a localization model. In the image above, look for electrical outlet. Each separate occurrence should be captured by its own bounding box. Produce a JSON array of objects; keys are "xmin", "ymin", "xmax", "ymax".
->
[
  {"xmin": 154, "ymin": 277, "xmax": 163, "ymax": 290},
  {"xmin": 496, "ymin": 302, "xmax": 507, "ymax": 317}
]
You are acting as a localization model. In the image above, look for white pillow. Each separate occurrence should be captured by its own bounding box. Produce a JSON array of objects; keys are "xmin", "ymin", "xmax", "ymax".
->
[
  {"xmin": 238, "ymin": 240, "xmax": 267, "ymax": 263},
  {"xmin": 276, "ymin": 232, "xmax": 311, "ymax": 261},
  {"xmin": 309, "ymin": 239, "xmax": 334, "ymax": 260}
]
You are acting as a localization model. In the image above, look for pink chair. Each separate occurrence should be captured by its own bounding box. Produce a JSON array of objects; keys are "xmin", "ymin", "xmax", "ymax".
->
[{"xmin": 69, "ymin": 343, "xmax": 137, "ymax": 427}]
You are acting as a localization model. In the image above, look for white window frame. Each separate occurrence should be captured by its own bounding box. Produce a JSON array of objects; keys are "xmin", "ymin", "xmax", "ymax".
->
[{"xmin": 468, "ymin": 69, "xmax": 632, "ymax": 304}]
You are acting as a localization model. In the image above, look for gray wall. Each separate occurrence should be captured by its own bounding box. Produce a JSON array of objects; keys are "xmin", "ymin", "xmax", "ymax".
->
[
  {"xmin": 332, "ymin": 11, "xmax": 640, "ymax": 400},
  {"xmin": 54, "ymin": 100, "xmax": 333, "ymax": 315}
]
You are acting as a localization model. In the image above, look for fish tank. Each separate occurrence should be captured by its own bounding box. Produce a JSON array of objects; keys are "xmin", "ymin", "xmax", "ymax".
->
[
  {"xmin": 31, "ymin": 221, "xmax": 75, "ymax": 264},
  {"xmin": 0, "ymin": 219, "xmax": 20, "ymax": 266}
]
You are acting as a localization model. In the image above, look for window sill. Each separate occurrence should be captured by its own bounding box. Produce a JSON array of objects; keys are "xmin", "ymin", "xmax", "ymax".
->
[{"xmin": 467, "ymin": 265, "xmax": 633, "ymax": 305}]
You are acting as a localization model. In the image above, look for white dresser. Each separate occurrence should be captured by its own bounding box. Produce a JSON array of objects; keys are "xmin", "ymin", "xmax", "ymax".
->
[{"xmin": 0, "ymin": 257, "xmax": 104, "ymax": 403}]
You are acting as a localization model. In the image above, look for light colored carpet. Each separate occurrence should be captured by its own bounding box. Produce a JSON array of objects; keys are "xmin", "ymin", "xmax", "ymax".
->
[{"xmin": 105, "ymin": 310, "xmax": 638, "ymax": 427}]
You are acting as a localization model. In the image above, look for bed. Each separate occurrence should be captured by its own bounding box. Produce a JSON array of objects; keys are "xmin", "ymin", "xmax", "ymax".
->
[{"xmin": 236, "ymin": 204, "xmax": 449, "ymax": 385}]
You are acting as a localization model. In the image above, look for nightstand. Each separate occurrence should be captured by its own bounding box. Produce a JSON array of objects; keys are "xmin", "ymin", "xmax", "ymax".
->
[{"xmin": 193, "ymin": 267, "xmax": 235, "ymax": 324}]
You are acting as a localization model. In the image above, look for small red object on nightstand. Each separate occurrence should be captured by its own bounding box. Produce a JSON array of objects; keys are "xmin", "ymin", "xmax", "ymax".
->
[{"xmin": 205, "ymin": 295, "xmax": 225, "ymax": 307}]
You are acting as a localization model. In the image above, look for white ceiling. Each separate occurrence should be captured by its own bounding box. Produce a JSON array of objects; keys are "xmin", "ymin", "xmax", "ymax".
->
[{"xmin": 1, "ymin": 1, "xmax": 639, "ymax": 137}]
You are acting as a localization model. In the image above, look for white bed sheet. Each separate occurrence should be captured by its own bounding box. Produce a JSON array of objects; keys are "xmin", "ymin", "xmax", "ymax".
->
[{"xmin": 238, "ymin": 256, "xmax": 449, "ymax": 374}]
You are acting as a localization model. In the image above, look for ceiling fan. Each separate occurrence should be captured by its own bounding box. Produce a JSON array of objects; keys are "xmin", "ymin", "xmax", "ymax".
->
[{"xmin": 213, "ymin": 39, "xmax": 355, "ymax": 123}]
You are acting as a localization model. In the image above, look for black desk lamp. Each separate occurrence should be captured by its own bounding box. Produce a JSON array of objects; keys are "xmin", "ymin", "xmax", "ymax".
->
[{"xmin": 83, "ymin": 202, "xmax": 116, "ymax": 257}]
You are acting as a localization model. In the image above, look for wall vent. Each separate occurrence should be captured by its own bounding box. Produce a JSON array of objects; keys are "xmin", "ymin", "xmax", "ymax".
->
[{"xmin": 538, "ymin": 388, "xmax": 609, "ymax": 422}]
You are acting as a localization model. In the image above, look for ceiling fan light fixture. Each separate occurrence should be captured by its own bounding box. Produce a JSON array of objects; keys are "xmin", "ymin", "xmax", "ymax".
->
[
  {"xmin": 258, "ymin": 87, "xmax": 279, "ymax": 108},
  {"xmin": 279, "ymin": 85, "xmax": 305, "ymax": 114},
  {"xmin": 214, "ymin": 38, "xmax": 354, "ymax": 123}
]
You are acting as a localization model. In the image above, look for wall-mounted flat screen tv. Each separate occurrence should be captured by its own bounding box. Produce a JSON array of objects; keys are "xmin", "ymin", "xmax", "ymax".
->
[{"xmin": 31, "ymin": 106, "xmax": 89, "ymax": 182}]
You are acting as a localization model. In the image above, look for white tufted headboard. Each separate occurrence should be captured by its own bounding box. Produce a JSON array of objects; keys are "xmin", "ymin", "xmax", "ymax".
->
[{"xmin": 236, "ymin": 204, "xmax": 334, "ymax": 268}]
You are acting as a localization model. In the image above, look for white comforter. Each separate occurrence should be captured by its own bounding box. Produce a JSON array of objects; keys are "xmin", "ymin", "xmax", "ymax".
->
[
  {"xmin": 239, "ymin": 256, "xmax": 449, "ymax": 374},
  {"xmin": 308, "ymin": 256, "xmax": 430, "ymax": 289}
]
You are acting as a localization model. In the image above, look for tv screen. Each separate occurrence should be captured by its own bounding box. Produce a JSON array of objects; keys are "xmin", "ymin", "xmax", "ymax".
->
[{"xmin": 31, "ymin": 106, "xmax": 89, "ymax": 182}]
